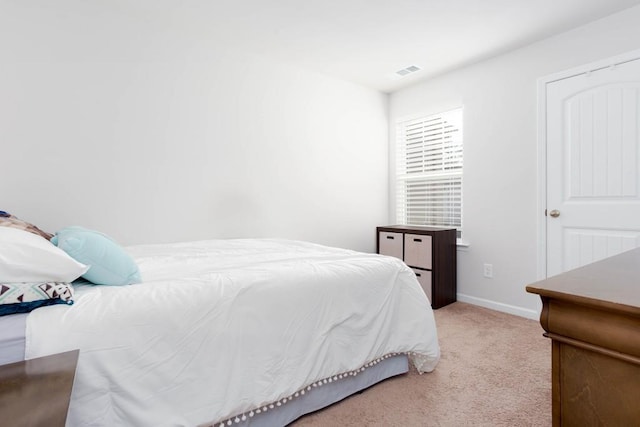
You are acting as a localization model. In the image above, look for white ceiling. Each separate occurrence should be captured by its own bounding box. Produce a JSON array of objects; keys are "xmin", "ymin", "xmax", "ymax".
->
[
  {"xmin": 7, "ymin": 1, "xmax": 640, "ymax": 93},
  {"xmin": 146, "ymin": 0, "xmax": 640, "ymax": 93}
]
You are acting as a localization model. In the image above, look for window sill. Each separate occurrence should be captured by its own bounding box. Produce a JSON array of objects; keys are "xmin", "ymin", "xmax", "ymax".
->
[{"xmin": 457, "ymin": 239, "xmax": 470, "ymax": 250}]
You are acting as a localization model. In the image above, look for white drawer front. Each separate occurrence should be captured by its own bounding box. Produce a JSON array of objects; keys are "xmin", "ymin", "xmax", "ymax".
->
[
  {"xmin": 379, "ymin": 232, "xmax": 403, "ymax": 260},
  {"xmin": 404, "ymin": 234, "xmax": 432, "ymax": 269},
  {"xmin": 412, "ymin": 268, "xmax": 432, "ymax": 304}
]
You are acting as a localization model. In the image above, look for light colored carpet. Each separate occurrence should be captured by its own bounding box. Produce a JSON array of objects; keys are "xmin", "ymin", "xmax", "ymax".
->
[{"xmin": 292, "ymin": 302, "xmax": 551, "ymax": 426}]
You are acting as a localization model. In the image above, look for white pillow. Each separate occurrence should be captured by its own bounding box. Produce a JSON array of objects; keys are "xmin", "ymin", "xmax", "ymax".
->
[{"xmin": 0, "ymin": 227, "xmax": 88, "ymax": 282}]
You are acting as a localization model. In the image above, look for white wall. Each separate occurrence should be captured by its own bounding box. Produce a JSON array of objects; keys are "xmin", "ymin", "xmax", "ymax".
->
[
  {"xmin": 390, "ymin": 5, "xmax": 640, "ymax": 318},
  {"xmin": 0, "ymin": 2, "xmax": 388, "ymax": 252}
]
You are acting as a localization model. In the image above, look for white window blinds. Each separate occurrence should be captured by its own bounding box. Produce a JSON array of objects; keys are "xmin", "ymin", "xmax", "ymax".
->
[{"xmin": 396, "ymin": 108, "xmax": 463, "ymax": 235}]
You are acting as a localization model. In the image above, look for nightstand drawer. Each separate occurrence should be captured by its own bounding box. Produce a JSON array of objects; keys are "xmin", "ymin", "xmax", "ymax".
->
[
  {"xmin": 404, "ymin": 234, "xmax": 432, "ymax": 269},
  {"xmin": 379, "ymin": 232, "xmax": 403, "ymax": 260},
  {"xmin": 412, "ymin": 268, "xmax": 432, "ymax": 303}
]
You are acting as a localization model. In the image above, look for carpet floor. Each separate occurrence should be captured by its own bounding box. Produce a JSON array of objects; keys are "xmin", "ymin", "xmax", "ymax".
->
[{"xmin": 291, "ymin": 302, "xmax": 551, "ymax": 426}]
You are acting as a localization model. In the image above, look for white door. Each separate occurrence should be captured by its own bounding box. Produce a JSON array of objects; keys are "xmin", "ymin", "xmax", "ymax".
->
[{"xmin": 546, "ymin": 57, "xmax": 640, "ymax": 276}]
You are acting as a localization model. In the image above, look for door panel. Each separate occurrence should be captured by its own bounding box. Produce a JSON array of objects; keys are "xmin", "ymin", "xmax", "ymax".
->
[
  {"xmin": 563, "ymin": 228, "xmax": 640, "ymax": 271},
  {"xmin": 566, "ymin": 86, "xmax": 639, "ymax": 199},
  {"xmin": 546, "ymin": 58, "xmax": 640, "ymax": 276}
]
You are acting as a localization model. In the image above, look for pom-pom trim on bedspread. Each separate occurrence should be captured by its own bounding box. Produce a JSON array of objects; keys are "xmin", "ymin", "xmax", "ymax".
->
[{"xmin": 211, "ymin": 351, "xmax": 424, "ymax": 427}]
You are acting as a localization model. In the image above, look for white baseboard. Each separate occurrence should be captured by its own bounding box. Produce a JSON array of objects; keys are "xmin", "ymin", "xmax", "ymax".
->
[{"xmin": 456, "ymin": 294, "xmax": 540, "ymax": 320}]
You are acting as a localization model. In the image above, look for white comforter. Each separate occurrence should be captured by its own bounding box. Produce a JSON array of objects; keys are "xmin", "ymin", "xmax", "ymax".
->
[{"xmin": 26, "ymin": 239, "xmax": 440, "ymax": 426}]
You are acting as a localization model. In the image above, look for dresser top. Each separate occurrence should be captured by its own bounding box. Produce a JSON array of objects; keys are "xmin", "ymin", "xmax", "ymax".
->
[
  {"xmin": 526, "ymin": 248, "xmax": 640, "ymax": 315},
  {"xmin": 377, "ymin": 225, "xmax": 457, "ymax": 233}
]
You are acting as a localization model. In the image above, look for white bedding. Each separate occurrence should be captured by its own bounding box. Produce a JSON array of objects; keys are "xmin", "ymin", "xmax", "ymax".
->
[{"xmin": 25, "ymin": 239, "xmax": 440, "ymax": 426}]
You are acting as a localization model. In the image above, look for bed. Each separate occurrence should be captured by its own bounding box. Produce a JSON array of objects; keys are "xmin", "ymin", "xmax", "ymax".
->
[{"xmin": 1, "ymin": 232, "xmax": 440, "ymax": 426}]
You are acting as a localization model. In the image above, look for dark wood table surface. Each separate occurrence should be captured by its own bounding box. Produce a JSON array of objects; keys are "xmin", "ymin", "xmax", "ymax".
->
[{"xmin": 0, "ymin": 350, "xmax": 79, "ymax": 427}]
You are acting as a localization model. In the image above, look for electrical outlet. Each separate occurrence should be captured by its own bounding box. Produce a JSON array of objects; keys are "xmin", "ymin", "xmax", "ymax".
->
[{"xmin": 483, "ymin": 263, "xmax": 493, "ymax": 278}]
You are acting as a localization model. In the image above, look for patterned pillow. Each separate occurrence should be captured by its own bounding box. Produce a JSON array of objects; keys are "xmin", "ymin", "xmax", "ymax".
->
[
  {"xmin": 0, "ymin": 282, "xmax": 74, "ymax": 316},
  {"xmin": 0, "ymin": 211, "xmax": 54, "ymax": 241}
]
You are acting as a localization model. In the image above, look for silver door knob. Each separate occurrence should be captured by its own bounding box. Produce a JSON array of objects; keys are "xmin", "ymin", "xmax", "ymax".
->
[{"xmin": 549, "ymin": 209, "xmax": 560, "ymax": 218}]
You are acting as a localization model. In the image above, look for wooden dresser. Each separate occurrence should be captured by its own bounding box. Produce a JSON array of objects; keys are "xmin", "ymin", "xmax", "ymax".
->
[{"xmin": 526, "ymin": 248, "xmax": 640, "ymax": 426}]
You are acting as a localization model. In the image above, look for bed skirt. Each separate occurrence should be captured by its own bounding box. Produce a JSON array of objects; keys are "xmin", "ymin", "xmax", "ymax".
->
[{"xmin": 206, "ymin": 354, "xmax": 409, "ymax": 427}]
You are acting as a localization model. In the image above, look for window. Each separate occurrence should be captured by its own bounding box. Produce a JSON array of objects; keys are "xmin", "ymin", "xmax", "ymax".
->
[{"xmin": 395, "ymin": 108, "xmax": 463, "ymax": 238}]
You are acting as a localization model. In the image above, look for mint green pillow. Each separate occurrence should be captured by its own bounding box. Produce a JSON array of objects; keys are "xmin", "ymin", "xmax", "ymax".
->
[{"xmin": 51, "ymin": 226, "xmax": 141, "ymax": 286}]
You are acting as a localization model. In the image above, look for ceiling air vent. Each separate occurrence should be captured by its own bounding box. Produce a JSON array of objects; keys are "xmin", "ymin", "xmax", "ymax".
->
[{"xmin": 395, "ymin": 65, "xmax": 421, "ymax": 77}]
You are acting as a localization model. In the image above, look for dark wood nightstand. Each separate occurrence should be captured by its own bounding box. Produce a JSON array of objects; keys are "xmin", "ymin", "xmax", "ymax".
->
[
  {"xmin": 0, "ymin": 350, "xmax": 79, "ymax": 426},
  {"xmin": 377, "ymin": 225, "xmax": 457, "ymax": 309}
]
